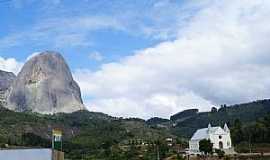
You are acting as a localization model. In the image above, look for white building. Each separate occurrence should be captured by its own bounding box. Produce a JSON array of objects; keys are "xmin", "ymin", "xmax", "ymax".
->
[{"xmin": 189, "ymin": 123, "xmax": 232, "ymax": 154}]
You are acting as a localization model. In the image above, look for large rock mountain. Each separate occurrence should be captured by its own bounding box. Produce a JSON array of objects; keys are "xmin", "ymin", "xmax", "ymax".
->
[{"xmin": 6, "ymin": 51, "xmax": 84, "ymax": 113}]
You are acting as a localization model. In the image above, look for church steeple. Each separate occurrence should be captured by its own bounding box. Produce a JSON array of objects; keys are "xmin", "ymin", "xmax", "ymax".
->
[
  {"xmin": 208, "ymin": 123, "xmax": 211, "ymax": 132},
  {"xmin": 224, "ymin": 123, "xmax": 229, "ymax": 132}
]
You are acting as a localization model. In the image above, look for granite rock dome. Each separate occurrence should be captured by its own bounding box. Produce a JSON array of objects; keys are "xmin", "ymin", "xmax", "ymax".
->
[{"xmin": 6, "ymin": 51, "xmax": 84, "ymax": 113}]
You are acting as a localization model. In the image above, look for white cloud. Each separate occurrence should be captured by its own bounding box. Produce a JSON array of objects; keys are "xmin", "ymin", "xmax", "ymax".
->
[
  {"xmin": 0, "ymin": 57, "xmax": 23, "ymax": 74},
  {"xmin": 0, "ymin": 51, "xmax": 42, "ymax": 75},
  {"xmin": 74, "ymin": 0, "xmax": 270, "ymax": 119},
  {"xmin": 26, "ymin": 51, "xmax": 41, "ymax": 61}
]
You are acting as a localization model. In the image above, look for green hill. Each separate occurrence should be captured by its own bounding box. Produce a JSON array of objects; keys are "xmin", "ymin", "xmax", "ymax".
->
[{"xmin": 0, "ymin": 105, "xmax": 172, "ymax": 159}]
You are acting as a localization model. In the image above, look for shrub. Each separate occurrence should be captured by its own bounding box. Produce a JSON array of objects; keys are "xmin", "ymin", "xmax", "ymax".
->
[{"xmin": 215, "ymin": 149, "xmax": 225, "ymax": 159}]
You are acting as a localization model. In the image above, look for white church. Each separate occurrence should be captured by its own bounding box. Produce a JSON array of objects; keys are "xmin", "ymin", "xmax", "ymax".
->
[{"xmin": 189, "ymin": 123, "xmax": 232, "ymax": 154}]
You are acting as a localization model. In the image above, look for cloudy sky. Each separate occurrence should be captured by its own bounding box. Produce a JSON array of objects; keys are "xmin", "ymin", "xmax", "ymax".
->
[{"xmin": 1, "ymin": 0, "xmax": 270, "ymax": 119}]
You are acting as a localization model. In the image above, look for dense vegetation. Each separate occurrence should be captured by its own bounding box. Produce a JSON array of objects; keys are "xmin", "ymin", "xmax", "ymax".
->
[
  {"xmin": 170, "ymin": 109, "xmax": 199, "ymax": 121},
  {"xmin": 230, "ymin": 114, "xmax": 270, "ymax": 153}
]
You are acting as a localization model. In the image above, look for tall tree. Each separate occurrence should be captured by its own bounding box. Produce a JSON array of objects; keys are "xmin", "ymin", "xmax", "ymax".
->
[{"xmin": 199, "ymin": 139, "xmax": 213, "ymax": 155}]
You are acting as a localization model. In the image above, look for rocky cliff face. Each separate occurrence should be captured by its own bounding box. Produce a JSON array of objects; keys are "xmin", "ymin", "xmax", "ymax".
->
[
  {"xmin": 6, "ymin": 51, "xmax": 84, "ymax": 113},
  {"xmin": 0, "ymin": 70, "xmax": 16, "ymax": 105},
  {"xmin": 0, "ymin": 70, "xmax": 16, "ymax": 91}
]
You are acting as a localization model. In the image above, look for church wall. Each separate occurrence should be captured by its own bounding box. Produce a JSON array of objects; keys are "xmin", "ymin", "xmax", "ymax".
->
[
  {"xmin": 210, "ymin": 132, "xmax": 232, "ymax": 149},
  {"xmin": 189, "ymin": 140, "xmax": 200, "ymax": 153}
]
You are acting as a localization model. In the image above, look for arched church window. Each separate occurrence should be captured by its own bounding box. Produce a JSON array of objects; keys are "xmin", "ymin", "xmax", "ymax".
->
[{"xmin": 219, "ymin": 135, "xmax": 222, "ymax": 139}]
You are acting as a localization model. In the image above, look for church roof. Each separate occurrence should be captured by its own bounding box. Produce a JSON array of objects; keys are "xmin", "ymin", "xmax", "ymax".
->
[
  {"xmin": 190, "ymin": 128, "xmax": 209, "ymax": 140},
  {"xmin": 190, "ymin": 123, "xmax": 232, "ymax": 141},
  {"xmin": 190, "ymin": 127, "xmax": 220, "ymax": 140}
]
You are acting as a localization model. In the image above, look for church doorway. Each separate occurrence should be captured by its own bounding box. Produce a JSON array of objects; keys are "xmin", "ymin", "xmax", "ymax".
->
[{"xmin": 219, "ymin": 141, "xmax": 223, "ymax": 149}]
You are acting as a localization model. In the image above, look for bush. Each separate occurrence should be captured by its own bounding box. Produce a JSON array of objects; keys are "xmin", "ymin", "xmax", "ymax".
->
[
  {"xmin": 215, "ymin": 149, "xmax": 225, "ymax": 159},
  {"xmin": 176, "ymin": 154, "xmax": 185, "ymax": 160},
  {"xmin": 235, "ymin": 141, "xmax": 250, "ymax": 153},
  {"xmin": 224, "ymin": 155, "xmax": 231, "ymax": 160}
]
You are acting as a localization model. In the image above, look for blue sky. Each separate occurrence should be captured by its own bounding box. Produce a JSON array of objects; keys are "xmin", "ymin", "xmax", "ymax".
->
[
  {"xmin": 1, "ymin": 0, "xmax": 270, "ymax": 119},
  {"xmin": 0, "ymin": 0, "xmax": 185, "ymax": 70}
]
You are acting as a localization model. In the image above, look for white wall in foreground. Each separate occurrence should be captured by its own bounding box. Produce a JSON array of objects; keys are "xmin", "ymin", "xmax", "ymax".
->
[{"xmin": 0, "ymin": 149, "xmax": 52, "ymax": 160}]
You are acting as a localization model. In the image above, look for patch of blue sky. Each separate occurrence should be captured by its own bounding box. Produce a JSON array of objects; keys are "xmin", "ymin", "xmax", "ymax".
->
[{"xmin": 0, "ymin": 0, "xmax": 189, "ymax": 71}]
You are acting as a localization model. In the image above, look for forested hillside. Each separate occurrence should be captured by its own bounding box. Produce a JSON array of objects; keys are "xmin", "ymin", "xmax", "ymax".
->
[
  {"xmin": 169, "ymin": 99, "xmax": 270, "ymax": 138},
  {"xmin": 0, "ymin": 105, "xmax": 173, "ymax": 159}
]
